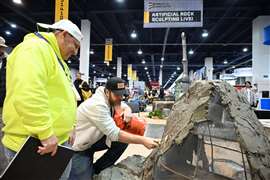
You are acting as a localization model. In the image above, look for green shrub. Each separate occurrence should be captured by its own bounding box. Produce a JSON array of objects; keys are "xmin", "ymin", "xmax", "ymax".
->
[{"xmin": 148, "ymin": 110, "xmax": 163, "ymax": 119}]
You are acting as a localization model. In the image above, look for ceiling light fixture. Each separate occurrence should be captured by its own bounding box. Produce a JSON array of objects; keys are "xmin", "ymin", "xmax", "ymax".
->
[
  {"xmin": 130, "ymin": 30, "xmax": 137, "ymax": 39},
  {"xmin": 202, "ymin": 30, "xmax": 209, "ymax": 38},
  {"xmin": 243, "ymin": 47, "xmax": 248, "ymax": 52},
  {"xmin": 177, "ymin": 67, "xmax": 180, "ymax": 71},
  {"xmin": 161, "ymin": 57, "xmax": 164, "ymax": 61},
  {"xmin": 5, "ymin": 31, "xmax": 11, "ymax": 36},
  {"xmin": 13, "ymin": 0, "xmax": 22, "ymax": 5},
  {"xmin": 144, "ymin": 67, "xmax": 148, "ymax": 70},
  {"xmin": 224, "ymin": 60, "xmax": 228, "ymax": 64},
  {"xmin": 137, "ymin": 49, "xmax": 143, "ymax": 55},
  {"xmin": 116, "ymin": 0, "xmax": 124, "ymax": 3},
  {"xmin": 90, "ymin": 49, "xmax": 94, "ymax": 54},
  {"xmin": 188, "ymin": 49, "xmax": 194, "ymax": 55},
  {"xmin": 10, "ymin": 23, "xmax": 17, "ymax": 28},
  {"xmin": 141, "ymin": 59, "xmax": 146, "ymax": 64}
]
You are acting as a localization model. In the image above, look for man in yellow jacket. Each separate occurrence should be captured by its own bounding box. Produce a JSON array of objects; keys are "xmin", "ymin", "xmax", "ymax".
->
[{"xmin": 2, "ymin": 19, "xmax": 82, "ymax": 179}]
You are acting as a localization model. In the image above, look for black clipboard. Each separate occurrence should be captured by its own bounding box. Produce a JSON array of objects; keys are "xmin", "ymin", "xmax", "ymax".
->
[{"xmin": 0, "ymin": 136, "xmax": 74, "ymax": 180}]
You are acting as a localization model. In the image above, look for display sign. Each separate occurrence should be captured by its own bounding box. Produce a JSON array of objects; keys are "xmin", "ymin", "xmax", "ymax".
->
[
  {"xmin": 55, "ymin": 0, "xmax": 69, "ymax": 22},
  {"xmin": 134, "ymin": 81, "xmax": 145, "ymax": 91},
  {"xmin": 105, "ymin": 38, "xmax": 113, "ymax": 62},
  {"xmin": 233, "ymin": 67, "xmax": 252, "ymax": 77},
  {"xmin": 259, "ymin": 98, "xmax": 270, "ymax": 110},
  {"xmin": 264, "ymin": 25, "xmax": 270, "ymax": 45},
  {"xmin": 144, "ymin": 0, "xmax": 203, "ymax": 28},
  {"xmin": 96, "ymin": 78, "xmax": 107, "ymax": 83}
]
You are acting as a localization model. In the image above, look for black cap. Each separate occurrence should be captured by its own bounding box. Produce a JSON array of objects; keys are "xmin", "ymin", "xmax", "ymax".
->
[{"xmin": 105, "ymin": 77, "xmax": 128, "ymax": 96}]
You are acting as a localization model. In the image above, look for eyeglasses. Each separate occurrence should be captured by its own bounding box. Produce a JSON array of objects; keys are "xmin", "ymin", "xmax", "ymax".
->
[{"xmin": 66, "ymin": 33, "xmax": 80, "ymax": 49}]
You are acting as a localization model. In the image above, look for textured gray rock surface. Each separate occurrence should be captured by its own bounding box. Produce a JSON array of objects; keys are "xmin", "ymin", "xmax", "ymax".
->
[
  {"xmin": 143, "ymin": 81, "xmax": 270, "ymax": 180},
  {"xmin": 94, "ymin": 155, "xmax": 145, "ymax": 180}
]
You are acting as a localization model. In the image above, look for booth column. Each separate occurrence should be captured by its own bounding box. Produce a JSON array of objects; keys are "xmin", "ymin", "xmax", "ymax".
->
[
  {"xmin": 117, "ymin": 57, "xmax": 122, "ymax": 78},
  {"xmin": 205, "ymin": 57, "xmax": 213, "ymax": 80},
  {"xmin": 159, "ymin": 68, "xmax": 163, "ymax": 87},
  {"xmin": 252, "ymin": 16, "xmax": 270, "ymax": 97},
  {"xmin": 79, "ymin": 19, "xmax": 91, "ymax": 82},
  {"xmin": 93, "ymin": 76, "xmax": 97, "ymax": 89}
]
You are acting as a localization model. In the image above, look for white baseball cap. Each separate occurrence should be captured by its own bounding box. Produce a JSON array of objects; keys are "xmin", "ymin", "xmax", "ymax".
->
[
  {"xmin": 0, "ymin": 36, "xmax": 7, "ymax": 48},
  {"xmin": 37, "ymin": 19, "xmax": 83, "ymax": 43}
]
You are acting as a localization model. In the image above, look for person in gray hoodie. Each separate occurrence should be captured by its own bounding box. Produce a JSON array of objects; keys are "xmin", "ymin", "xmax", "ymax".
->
[{"xmin": 69, "ymin": 77, "xmax": 158, "ymax": 180}]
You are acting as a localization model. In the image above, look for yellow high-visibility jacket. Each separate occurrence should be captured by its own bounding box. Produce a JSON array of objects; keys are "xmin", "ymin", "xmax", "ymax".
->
[{"xmin": 2, "ymin": 32, "xmax": 76, "ymax": 152}]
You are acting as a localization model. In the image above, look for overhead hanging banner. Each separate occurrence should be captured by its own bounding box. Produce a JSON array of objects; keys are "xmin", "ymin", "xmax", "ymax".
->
[
  {"xmin": 55, "ymin": 0, "xmax": 69, "ymax": 22},
  {"xmin": 132, "ymin": 70, "xmax": 137, "ymax": 81},
  {"xmin": 127, "ymin": 64, "xmax": 132, "ymax": 80},
  {"xmin": 150, "ymin": 81, "xmax": 160, "ymax": 88},
  {"xmin": 144, "ymin": 0, "xmax": 203, "ymax": 28},
  {"xmin": 105, "ymin": 38, "xmax": 113, "ymax": 62}
]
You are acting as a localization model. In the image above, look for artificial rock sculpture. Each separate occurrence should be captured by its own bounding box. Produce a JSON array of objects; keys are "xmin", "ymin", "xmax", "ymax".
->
[{"xmin": 96, "ymin": 81, "xmax": 270, "ymax": 180}]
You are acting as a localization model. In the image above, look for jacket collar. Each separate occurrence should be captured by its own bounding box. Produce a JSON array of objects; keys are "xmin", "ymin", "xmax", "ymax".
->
[
  {"xmin": 24, "ymin": 32, "xmax": 64, "ymax": 61},
  {"xmin": 95, "ymin": 86, "xmax": 111, "ymax": 108}
]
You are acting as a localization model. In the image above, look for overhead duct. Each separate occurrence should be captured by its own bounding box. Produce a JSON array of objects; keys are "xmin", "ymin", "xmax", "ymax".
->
[{"xmin": 174, "ymin": 32, "xmax": 190, "ymax": 99}]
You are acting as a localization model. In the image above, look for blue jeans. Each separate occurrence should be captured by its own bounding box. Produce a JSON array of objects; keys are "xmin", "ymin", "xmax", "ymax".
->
[
  {"xmin": 3, "ymin": 141, "xmax": 72, "ymax": 180},
  {"xmin": 69, "ymin": 136, "xmax": 128, "ymax": 180}
]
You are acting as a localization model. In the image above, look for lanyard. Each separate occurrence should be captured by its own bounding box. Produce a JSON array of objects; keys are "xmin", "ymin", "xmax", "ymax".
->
[{"xmin": 34, "ymin": 32, "xmax": 71, "ymax": 82}]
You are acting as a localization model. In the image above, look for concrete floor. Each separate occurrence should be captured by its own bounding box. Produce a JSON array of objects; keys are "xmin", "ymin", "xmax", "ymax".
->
[{"xmin": 144, "ymin": 124, "xmax": 165, "ymax": 139}]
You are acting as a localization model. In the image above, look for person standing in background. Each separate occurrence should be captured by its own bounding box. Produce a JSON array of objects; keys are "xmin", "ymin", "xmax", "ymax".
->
[
  {"xmin": 241, "ymin": 81, "xmax": 257, "ymax": 107},
  {"xmin": 252, "ymin": 83, "xmax": 259, "ymax": 107},
  {"xmin": 159, "ymin": 88, "xmax": 165, "ymax": 100},
  {"xmin": 0, "ymin": 36, "xmax": 8, "ymax": 174},
  {"xmin": 74, "ymin": 72, "xmax": 92, "ymax": 106},
  {"xmin": 0, "ymin": 36, "xmax": 8, "ymax": 107},
  {"xmin": 73, "ymin": 72, "xmax": 84, "ymax": 106}
]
